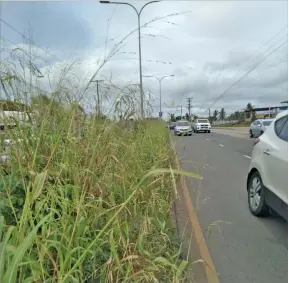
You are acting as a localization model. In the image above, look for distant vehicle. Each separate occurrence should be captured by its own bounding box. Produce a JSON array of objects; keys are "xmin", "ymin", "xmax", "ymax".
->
[
  {"xmin": 174, "ymin": 120, "xmax": 192, "ymax": 136},
  {"xmin": 170, "ymin": 122, "xmax": 177, "ymax": 130},
  {"xmin": 249, "ymin": 119, "xmax": 274, "ymax": 138},
  {"xmin": 193, "ymin": 119, "xmax": 211, "ymax": 133},
  {"xmin": 247, "ymin": 110, "xmax": 287, "ymax": 220}
]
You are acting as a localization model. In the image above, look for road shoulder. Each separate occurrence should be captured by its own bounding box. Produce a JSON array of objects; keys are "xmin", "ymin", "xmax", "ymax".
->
[{"xmin": 170, "ymin": 135, "xmax": 220, "ymax": 283}]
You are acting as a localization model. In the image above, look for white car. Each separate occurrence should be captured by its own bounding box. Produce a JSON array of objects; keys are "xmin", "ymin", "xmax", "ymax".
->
[
  {"xmin": 174, "ymin": 120, "xmax": 192, "ymax": 136},
  {"xmin": 249, "ymin": 118, "xmax": 274, "ymax": 138},
  {"xmin": 247, "ymin": 110, "xmax": 288, "ymax": 220},
  {"xmin": 193, "ymin": 119, "xmax": 211, "ymax": 133}
]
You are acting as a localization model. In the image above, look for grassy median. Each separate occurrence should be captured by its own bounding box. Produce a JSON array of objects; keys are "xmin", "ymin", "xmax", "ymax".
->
[{"xmin": 0, "ymin": 104, "xmax": 195, "ymax": 282}]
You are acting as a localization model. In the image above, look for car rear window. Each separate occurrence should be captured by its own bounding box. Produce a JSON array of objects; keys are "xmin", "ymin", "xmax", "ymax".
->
[
  {"xmin": 177, "ymin": 121, "xmax": 190, "ymax": 126},
  {"xmin": 197, "ymin": 119, "xmax": 209, "ymax": 123},
  {"xmin": 263, "ymin": 121, "xmax": 273, "ymax": 126}
]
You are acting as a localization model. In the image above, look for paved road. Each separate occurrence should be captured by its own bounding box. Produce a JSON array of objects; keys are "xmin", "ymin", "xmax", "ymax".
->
[{"xmin": 172, "ymin": 129, "xmax": 287, "ymax": 283}]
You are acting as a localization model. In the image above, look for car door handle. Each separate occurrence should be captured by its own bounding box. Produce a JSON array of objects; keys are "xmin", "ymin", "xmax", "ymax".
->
[{"xmin": 263, "ymin": 149, "xmax": 271, "ymax": 155}]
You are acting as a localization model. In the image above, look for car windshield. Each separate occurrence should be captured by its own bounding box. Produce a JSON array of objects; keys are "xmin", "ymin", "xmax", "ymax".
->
[
  {"xmin": 176, "ymin": 121, "xmax": 190, "ymax": 126},
  {"xmin": 197, "ymin": 119, "xmax": 209, "ymax": 123},
  {"xmin": 262, "ymin": 120, "xmax": 273, "ymax": 126}
]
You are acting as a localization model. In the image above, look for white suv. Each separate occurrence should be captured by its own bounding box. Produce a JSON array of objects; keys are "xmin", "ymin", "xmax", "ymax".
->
[
  {"xmin": 193, "ymin": 119, "xmax": 211, "ymax": 133},
  {"xmin": 247, "ymin": 110, "xmax": 288, "ymax": 220}
]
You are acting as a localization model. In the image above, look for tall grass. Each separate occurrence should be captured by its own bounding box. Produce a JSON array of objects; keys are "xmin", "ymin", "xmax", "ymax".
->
[
  {"xmin": 0, "ymin": 100, "xmax": 201, "ymax": 283},
  {"xmin": 0, "ymin": 10, "xmax": 200, "ymax": 281}
]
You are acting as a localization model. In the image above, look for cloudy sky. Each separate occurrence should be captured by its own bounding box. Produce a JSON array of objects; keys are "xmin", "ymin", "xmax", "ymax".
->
[{"xmin": 1, "ymin": 0, "xmax": 288, "ymax": 118}]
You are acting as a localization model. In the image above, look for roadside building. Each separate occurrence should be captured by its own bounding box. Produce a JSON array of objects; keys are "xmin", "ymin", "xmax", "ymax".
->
[{"xmin": 245, "ymin": 105, "xmax": 288, "ymax": 121}]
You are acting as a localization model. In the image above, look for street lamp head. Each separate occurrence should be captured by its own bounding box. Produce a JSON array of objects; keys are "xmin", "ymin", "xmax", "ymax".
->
[
  {"xmin": 99, "ymin": 1, "xmax": 111, "ymax": 3},
  {"xmin": 170, "ymin": 74, "xmax": 175, "ymax": 77}
]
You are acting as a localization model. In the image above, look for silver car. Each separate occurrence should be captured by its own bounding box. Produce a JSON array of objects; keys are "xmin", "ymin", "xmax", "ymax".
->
[
  {"xmin": 249, "ymin": 119, "xmax": 274, "ymax": 138},
  {"xmin": 174, "ymin": 120, "xmax": 192, "ymax": 136}
]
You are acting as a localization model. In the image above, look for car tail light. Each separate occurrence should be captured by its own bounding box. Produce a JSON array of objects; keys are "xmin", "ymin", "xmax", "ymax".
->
[{"xmin": 253, "ymin": 137, "xmax": 260, "ymax": 146}]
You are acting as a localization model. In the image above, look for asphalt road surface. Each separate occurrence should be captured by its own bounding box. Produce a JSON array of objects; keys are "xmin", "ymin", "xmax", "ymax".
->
[{"xmin": 172, "ymin": 129, "xmax": 287, "ymax": 283}]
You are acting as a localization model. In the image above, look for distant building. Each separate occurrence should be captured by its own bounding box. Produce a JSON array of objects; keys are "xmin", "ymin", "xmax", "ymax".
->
[{"xmin": 245, "ymin": 105, "xmax": 288, "ymax": 121}]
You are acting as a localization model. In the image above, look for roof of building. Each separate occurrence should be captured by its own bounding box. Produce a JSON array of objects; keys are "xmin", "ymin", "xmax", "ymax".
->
[{"xmin": 245, "ymin": 106, "xmax": 288, "ymax": 112}]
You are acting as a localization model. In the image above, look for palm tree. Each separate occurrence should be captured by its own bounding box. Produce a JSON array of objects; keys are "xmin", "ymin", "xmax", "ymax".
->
[
  {"xmin": 245, "ymin": 103, "xmax": 254, "ymax": 111},
  {"xmin": 219, "ymin": 108, "xmax": 226, "ymax": 121}
]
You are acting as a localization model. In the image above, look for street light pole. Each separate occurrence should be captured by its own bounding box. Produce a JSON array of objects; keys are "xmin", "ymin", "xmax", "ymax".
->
[
  {"xmin": 99, "ymin": 1, "xmax": 160, "ymax": 119},
  {"xmin": 144, "ymin": 74, "xmax": 174, "ymax": 118}
]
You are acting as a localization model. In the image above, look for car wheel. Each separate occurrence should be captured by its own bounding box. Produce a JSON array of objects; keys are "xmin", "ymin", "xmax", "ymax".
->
[
  {"xmin": 249, "ymin": 130, "xmax": 253, "ymax": 138},
  {"xmin": 260, "ymin": 130, "xmax": 264, "ymax": 136},
  {"xmin": 208, "ymin": 130, "xmax": 211, "ymax": 133},
  {"xmin": 247, "ymin": 171, "xmax": 269, "ymax": 217}
]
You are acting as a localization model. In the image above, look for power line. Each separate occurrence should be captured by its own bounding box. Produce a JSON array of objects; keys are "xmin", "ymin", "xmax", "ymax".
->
[
  {"xmin": 248, "ymin": 55, "xmax": 287, "ymax": 81},
  {"xmin": 202, "ymin": 26, "xmax": 288, "ymax": 111},
  {"xmin": 0, "ymin": 18, "xmax": 64, "ymax": 64},
  {"xmin": 0, "ymin": 36, "xmax": 49, "ymax": 63},
  {"xmin": 206, "ymin": 40, "xmax": 288, "ymax": 110}
]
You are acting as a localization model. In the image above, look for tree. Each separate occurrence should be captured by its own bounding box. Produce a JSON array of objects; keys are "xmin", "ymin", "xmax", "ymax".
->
[
  {"xmin": 219, "ymin": 108, "xmax": 226, "ymax": 121},
  {"xmin": 213, "ymin": 110, "xmax": 218, "ymax": 121},
  {"xmin": 170, "ymin": 113, "xmax": 176, "ymax": 122},
  {"xmin": 245, "ymin": 103, "xmax": 254, "ymax": 111},
  {"xmin": 235, "ymin": 111, "xmax": 240, "ymax": 121},
  {"xmin": 244, "ymin": 102, "xmax": 255, "ymax": 120}
]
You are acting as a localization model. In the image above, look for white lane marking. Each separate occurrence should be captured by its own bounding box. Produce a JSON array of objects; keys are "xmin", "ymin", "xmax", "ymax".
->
[
  {"xmin": 219, "ymin": 144, "xmax": 224, "ymax": 147},
  {"xmin": 206, "ymin": 138, "xmax": 210, "ymax": 141},
  {"xmin": 244, "ymin": 155, "xmax": 251, "ymax": 159}
]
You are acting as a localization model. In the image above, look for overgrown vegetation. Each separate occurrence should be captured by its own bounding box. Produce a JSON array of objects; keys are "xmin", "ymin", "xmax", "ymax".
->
[
  {"xmin": 0, "ymin": 98, "xmax": 202, "ymax": 282},
  {"xmin": 0, "ymin": 9, "xmax": 202, "ymax": 281}
]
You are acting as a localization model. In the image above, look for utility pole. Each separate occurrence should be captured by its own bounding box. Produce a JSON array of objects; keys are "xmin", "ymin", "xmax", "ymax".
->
[
  {"xmin": 187, "ymin": 97, "xmax": 193, "ymax": 121},
  {"xmin": 92, "ymin": 79, "xmax": 104, "ymax": 116}
]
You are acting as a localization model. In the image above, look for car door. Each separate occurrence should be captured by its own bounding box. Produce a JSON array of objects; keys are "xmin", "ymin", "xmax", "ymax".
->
[{"xmin": 264, "ymin": 116, "xmax": 288, "ymax": 204}]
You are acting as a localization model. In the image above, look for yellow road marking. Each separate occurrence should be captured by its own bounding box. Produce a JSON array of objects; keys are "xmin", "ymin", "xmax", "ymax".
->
[{"xmin": 171, "ymin": 136, "xmax": 220, "ymax": 283}]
